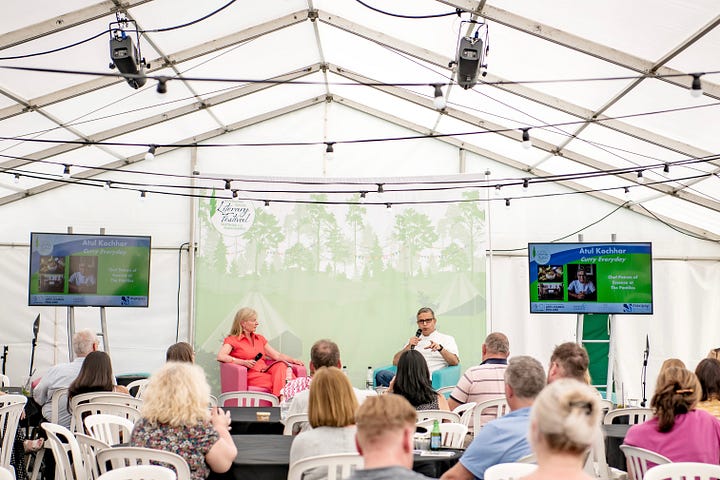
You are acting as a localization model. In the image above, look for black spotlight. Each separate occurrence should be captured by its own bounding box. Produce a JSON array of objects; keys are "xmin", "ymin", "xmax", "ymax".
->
[
  {"xmin": 456, "ymin": 36, "xmax": 483, "ymax": 90},
  {"xmin": 109, "ymin": 33, "xmax": 147, "ymax": 89}
]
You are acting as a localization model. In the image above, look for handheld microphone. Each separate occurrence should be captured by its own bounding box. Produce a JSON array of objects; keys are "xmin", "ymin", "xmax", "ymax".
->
[
  {"xmin": 410, "ymin": 329, "xmax": 422, "ymax": 350},
  {"xmin": 254, "ymin": 353, "xmax": 262, "ymax": 361}
]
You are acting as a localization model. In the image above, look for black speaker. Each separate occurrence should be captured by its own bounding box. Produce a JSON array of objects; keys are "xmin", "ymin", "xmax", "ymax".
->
[
  {"xmin": 456, "ymin": 36, "xmax": 483, "ymax": 90},
  {"xmin": 110, "ymin": 35, "xmax": 147, "ymax": 89}
]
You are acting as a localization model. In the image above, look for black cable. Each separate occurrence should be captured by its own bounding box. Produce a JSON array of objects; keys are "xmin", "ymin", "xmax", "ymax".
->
[
  {"xmin": 177, "ymin": 242, "xmax": 190, "ymax": 342},
  {"xmin": 353, "ymin": 0, "xmax": 460, "ymax": 19},
  {"xmin": 490, "ymin": 202, "xmax": 631, "ymax": 252},
  {"xmin": 0, "ymin": 1, "xmax": 238, "ymax": 61},
  {"xmin": 634, "ymin": 204, "xmax": 717, "ymax": 242}
]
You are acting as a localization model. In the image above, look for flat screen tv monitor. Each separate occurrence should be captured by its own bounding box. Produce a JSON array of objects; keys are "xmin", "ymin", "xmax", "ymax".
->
[
  {"xmin": 529, "ymin": 242, "xmax": 652, "ymax": 314},
  {"xmin": 28, "ymin": 233, "xmax": 151, "ymax": 307}
]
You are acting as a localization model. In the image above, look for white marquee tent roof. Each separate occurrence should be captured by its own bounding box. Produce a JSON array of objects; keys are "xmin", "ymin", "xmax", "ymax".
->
[{"xmin": 1, "ymin": 0, "xmax": 720, "ymax": 239}]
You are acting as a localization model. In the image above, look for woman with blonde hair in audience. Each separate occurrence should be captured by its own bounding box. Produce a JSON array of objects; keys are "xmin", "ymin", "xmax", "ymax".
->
[
  {"xmin": 695, "ymin": 358, "xmax": 720, "ymax": 419},
  {"xmin": 623, "ymin": 367, "xmax": 720, "ymax": 464},
  {"xmin": 520, "ymin": 379, "xmax": 601, "ymax": 480},
  {"xmin": 130, "ymin": 362, "xmax": 237, "ymax": 480},
  {"xmin": 289, "ymin": 367, "xmax": 359, "ymax": 479}
]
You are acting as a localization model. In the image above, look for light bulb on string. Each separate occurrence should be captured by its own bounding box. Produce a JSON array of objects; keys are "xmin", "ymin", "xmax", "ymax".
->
[
  {"xmin": 377, "ymin": 183, "xmax": 384, "ymax": 193},
  {"xmin": 103, "ymin": 181, "xmax": 111, "ymax": 191},
  {"xmin": 13, "ymin": 173, "xmax": 20, "ymax": 184},
  {"xmin": 145, "ymin": 145, "xmax": 156, "ymax": 161},
  {"xmin": 264, "ymin": 200, "xmax": 270, "ymax": 207},
  {"xmin": 691, "ymin": 73, "xmax": 703, "ymax": 98},
  {"xmin": 139, "ymin": 190, "xmax": 147, "ymax": 202},
  {"xmin": 505, "ymin": 198, "xmax": 511, "ymax": 207},
  {"xmin": 62, "ymin": 164, "xmax": 71, "ymax": 178},
  {"xmin": 232, "ymin": 189, "xmax": 238, "ymax": 199},
  {"xmin": 522, "ymin": 179, "xmax": 529, "ymax": 191},
  {"xmin": 224, "ymin": 179, "xmax": 232, "ymax": 190},
  {"xmin": 156, "ymin": 77, "xmax": 168, "ymax": 96},
  {"xmin": 494, "ymin": 185, "xmax": 501, "ymax": 197},
  {"xmin": 663, "ymin": 164, "xmax": 670, "ymax": 173},
  {"xmin": 521, "ymin": 128, "xmax": 532, "ymax": 149},
  {"xmin": 637, "ymin": 170, "xmax": 645, "ymax": 184},
  {"xmin": 431, "ymin": 84, "xmax": 446, "ymax": 110},
  {"xmin": 325, "ymin": 142, "xmax": 335, "ymax": 162}
]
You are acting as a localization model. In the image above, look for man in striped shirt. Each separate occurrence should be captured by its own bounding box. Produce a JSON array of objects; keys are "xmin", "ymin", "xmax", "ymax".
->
[{"xmin": 448, "ymin": 332, "xmax": 510, "ymax": 427}]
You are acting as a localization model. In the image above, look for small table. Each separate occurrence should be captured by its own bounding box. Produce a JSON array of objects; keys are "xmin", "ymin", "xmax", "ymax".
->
[
  {"xmin": 208, "ymin": 434, "xmax": 462, "ymax": 480},
  {"xmin": 226, "ymin": 407, "xmax": 284, "ymax": 435},
  {"xmin": 603, "ymin": 423, "xmax": 631, "ymax": 471}
]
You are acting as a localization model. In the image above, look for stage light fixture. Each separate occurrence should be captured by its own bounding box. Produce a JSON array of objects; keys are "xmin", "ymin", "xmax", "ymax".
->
[
  {"xmin": 109, "ymin": 33, "xmax": 147, "ymax": 89},
  {"xmin": 455, "ymin": 36, "xmax": 484, "ymax": 89}
]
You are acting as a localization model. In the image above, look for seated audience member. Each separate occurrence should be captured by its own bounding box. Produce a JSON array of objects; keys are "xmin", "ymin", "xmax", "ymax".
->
[
  {"xmin": 167, "ymin": 341, "xmax": 195, "ymax": 363},
  {"xmin": 287, "ymin": 340, "xmax": 375, "ymax": 419},
  {"xmin": 441, "ymin": 356, "xmax": 546, "ymax": 480},
  {"xmin": 375, "ymin": 307, "xmax": 459, "ymax": 387},
  {"xmin": 67, "ymin": 351, "xmax": 129, "ymax": 407},
  {"xmin": 1, "ymin": 391, "xmax": 43, "ymax": 480},
  {"xmin": 547, "ymin": 342, "xmax": 590, "ymax": 384},
  {"xmin": 389, "ymin": 350, "xmax": 449, "ymax": 411},
  {"xmin": 521, "ymin": 379, "xmax": 601, "ymax": 480},
  {"xmin": 131, "ymin": 362, "xmax": 237, "ymax": 480},
  {"xmin": 282, "ymin": 339, "xmax": 337, "ymax": 403},
  {"xmin": 33, "ymin": 329, "xmax": 98, "ymax": 428},
  {"xmin": 216, "ymin": 307, "xmax": 304, "ymax": 397},
  {"xmin": 289, "ymin": 367, "xmax": 359, "ymax": 479},
  {"xmin": 346, "ymin": 394, "xmax": 431, "ymax": 480},
  {"xmin": 659, "ymin": 358, "xmax": 686, "ymax": 372},
  {"xmin": 708, "ymin": 348, "xmax": 720, "ymax": 361},
  {"xmin": 449, "ymin": 332, "xmax": 509, "ymax": 427},
  {"xmin": 695, "ymin": 358, "xmax": 720, "ymax": 419},
  {"xmin": 623, "ymin": 367, "xmax": 720, "ymax": 464}
]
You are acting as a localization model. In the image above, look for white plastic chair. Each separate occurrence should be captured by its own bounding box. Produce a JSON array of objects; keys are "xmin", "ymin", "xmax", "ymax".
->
[
  {"xmin": 30, "ymin": 388, "xmax": 69, "ymax": 480},
  {"xmin": 472, "ymin": 398, "xmax": 510, "ymax": 433},
  {"xmin": 125, "ymin": 380, "xmax": 149, "ymax": 399},
  {"xmin": 416, "ymin": 410, "xmax": 461, "ymax": 424},
  {"xmin": 283, "ymin": 413, "xmax": 309, "ymax": 435},
  {"xmin": 97, "ymin": 465, "xmax": 176, "ymax": 480},
  {"xmin": 604, "ymin": 408, "xmax": 653, "ymax": 425},
  {"xmin": 452, "ymin": 401, "xmax": 477, "ymax": 428},
  {"xmin": 42, "ymin": 422, "xmax": 87, "ymax": 480},
  {"xmin": 436, "ymin": 386, "xmax": 455, "ymax": 397},
  {"xmin": 97, "ymin": 446, "xmax": 192, "ymax": 480},
  {"xmin": 72, "ymin": 403, "xmax": 142, "ymax": 433},
  {"xmin": 0, "ymin": 375, "xmax": 9, "ymax": 387},
  {"xmin": 642, "ymin": 462, "xmax": 720, "ymax": 480},
  {"xmin": 0, "ymin": 395, "xmax": 26, "ymax": 473},
  {"xmin": 287, "ymin": 453, "xmax": 363, "ymax": 480},
  {"xmin": 619, "ymin": 445, "xmax": 671, "ymax": 480},
  {"xmin": 583, "ymin": 430, "xmax": 626, "ymax": 480},
  {"xmin": 218, "ymin": 391, "xmax": 279, "ymax": 407},
  {"xmin": 86, "ymin": 394, "xmax": 143, "ymax": 411},
  {"xmin": 439, "ymin": 422, "xmax": 468, "ymax": 448},
  {"xmin": 69, "ymin": 392, "xmax": 136, "ymax": 414},
  {"xmin": 484, "ymin": 462, "xmax": 537, "ymax": 480},
  {"xmin": 516, "ymin": 453, "xmax": 536, "ymax": 464},
  {"xmin": 84, "ymin": 414, "xmax": 135, "ymax": 445},
  {"xmin": 0, "ymin": 467, "xmax": 13, "ymax": 480},
  {"xmin": 76, "ymin": 433, "xmax": 111, "ymax": 480}
]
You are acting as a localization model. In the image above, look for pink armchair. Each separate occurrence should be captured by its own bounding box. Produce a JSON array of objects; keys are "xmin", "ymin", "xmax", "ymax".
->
[{"xmin": 219, "ymin": 361, "xmax": 307, "ymax": 395}]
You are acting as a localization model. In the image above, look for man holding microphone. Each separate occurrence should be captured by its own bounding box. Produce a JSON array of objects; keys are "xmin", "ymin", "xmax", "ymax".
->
[{"xmin": 375, "ymin": 307, "xmax": 460, "ymax": 387}]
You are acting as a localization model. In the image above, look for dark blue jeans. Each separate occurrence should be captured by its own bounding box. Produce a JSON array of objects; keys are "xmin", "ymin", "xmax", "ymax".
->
[{"xmin": 374, "ymin": 369, "xmax": 395, "ymax": 387}]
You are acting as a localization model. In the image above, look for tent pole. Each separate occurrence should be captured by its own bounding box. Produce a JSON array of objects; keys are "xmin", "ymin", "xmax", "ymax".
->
[
  {"xmin": 485, "ymin": 169, "xmax": 493, "ymax": 333},
  {"xmin": 188, "ymin": 146, "xmax": 198, "ymax": 344}
]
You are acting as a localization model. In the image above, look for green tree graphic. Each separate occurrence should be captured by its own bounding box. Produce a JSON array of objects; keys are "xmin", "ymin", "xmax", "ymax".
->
[
  {"xmin": 393, "ymin": 208, "xmax": 438, "ymax": 276},
  {"xmin": 284, "ymin": 243, "xmax": 314, "ymax": 271},
  {"xmin": 441, "ymin": 192, "xmax": 485, "ymax": 275},
  {"xmin": 244, "ymin": 208, "xmax": 284, "ymax": 275},
  {"xmin": 345, "ymin": 195, "xmax": 367, "ymax": 277},
  {"xmin": 305, "ymin": 194, "xmax": 337, "ymax": 272},
  {"xmin": 326, "ymin": 225, "xmax": 352, "ymax": 274},
  {"xmin": 440, "ymin": 242, "xmax": 468, "ymax": 271}
]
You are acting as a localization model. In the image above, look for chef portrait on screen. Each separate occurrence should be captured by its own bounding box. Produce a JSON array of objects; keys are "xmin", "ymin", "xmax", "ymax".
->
[{"xmin": 567, "ymin": 265, "xmax": 596, "ymax": 301}]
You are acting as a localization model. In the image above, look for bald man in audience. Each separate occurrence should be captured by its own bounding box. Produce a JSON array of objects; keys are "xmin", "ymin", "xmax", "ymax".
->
[
  {"xmin": 441, "ymin": 356, "xmax": 546, "ymax": 480},
  {"xmin": 449, "ymin": 332, "xmax": 509, "ymax": 427},
  {"xmin": 347, "ymin": 394, "xmax": 432, "ymax": 480},
  {"xmin": 33, "ymin": 329, "xmax": 99, "ymax": 428},
  {"xmin": 547, "ymin": 341, "xmax": 590, "ymax": 384}
]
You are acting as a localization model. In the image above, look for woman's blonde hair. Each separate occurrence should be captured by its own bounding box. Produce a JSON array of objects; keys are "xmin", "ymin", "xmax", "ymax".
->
[
  {"xmin": 308, "ymin": 366, "xmax": 358, "ymax": 428},
  {"xmin": 230, "ymin": 308, "xmax": 257, "ymax": 336},
  {"xmin": 531, "ymin": 379, "xmax": 600, "ymax": 455},
  {"xmin": 141, "ymin": 362, "xmax": 210, "ymax": 426}
]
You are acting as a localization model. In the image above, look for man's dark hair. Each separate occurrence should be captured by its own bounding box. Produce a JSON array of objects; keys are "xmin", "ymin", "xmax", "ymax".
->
[
  {"xmin": 551, "ymin": 342, "xmax": 589, "ymax": 382},
  {"xmin": 310, "ymin": 339, "xmax": 340, "ymax": 369}
]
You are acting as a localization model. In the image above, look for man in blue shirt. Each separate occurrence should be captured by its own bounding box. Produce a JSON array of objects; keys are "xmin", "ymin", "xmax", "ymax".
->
[{"xmin": 440, "ymin": 356, "xmax": 546, "ymax": 480}]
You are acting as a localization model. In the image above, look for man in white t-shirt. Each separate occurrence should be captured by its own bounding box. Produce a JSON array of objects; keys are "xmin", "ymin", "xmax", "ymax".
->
[{"xmin": 375, "ymin": 307, "xmax": 460, "ymax": 387}]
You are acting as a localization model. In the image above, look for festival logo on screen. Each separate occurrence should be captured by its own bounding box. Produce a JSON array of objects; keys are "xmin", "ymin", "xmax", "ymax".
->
[
  {"xmin": 531, "ymin": 245, "xmax": 552, "ymax": 265},
  {"xmin": 210, "ymin": 200, "xmax": 255, "ymax": 236}
]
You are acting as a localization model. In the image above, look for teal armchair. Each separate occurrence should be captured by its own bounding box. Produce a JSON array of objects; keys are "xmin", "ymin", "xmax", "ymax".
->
[{"xmin": 374, "ymin": 364, "xmax": 461, "ymax": 391}]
